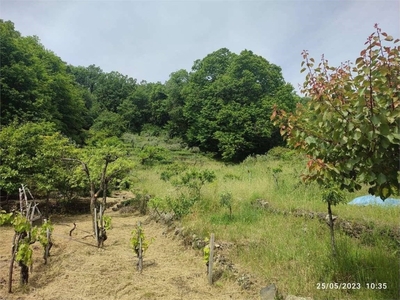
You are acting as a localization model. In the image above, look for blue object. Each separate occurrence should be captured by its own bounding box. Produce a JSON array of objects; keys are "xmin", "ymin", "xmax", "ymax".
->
[{"xmin": 348, "ymin": 195, "xmax": 400, "ymax": 207}]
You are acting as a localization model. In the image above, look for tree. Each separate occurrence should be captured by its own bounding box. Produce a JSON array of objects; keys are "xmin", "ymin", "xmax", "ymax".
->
[
  {"xmin": 90, "ymin": 110, "xmax": 128, "ymax": 138},
  {"xmin": 183, "ymin": 48, "xmax": 298, "ymax": 161},
  {"xmin": 93, "ymin": 71, "xmax": 136, "ymax": 113},
  {"xmin": 67, "ymin": 64, "xmax": 104, "ymax": 129},
  {"xmin": 117, "ymin": 82, "xmax": 151, "ymax": 133},
  {"xmin": 272, "ymin": 25, "xmax": 400, "ymax": 254},
  {"xmin": 164, "ymin": 69, "xmax": 190, "ymax": 138},
  {"xmin": 67, "ymin": 64, "xmax": 103, "ymax": 95},
  {"xmin": 147, "ymin": 82, "xmax": 169, "ymax": 127},
  {"xmin": 71, "ymin": 137, "xmax": 134, "ymax": 244},
  {"xmin": 0, "ymin": 122, "xmax": 77, "ymax": 202},
  {"xmin": 0, "ymin": 20, "xmax": 87, "ymax": 143}
]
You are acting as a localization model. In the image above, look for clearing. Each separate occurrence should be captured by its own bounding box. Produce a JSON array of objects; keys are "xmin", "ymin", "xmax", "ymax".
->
[{"xmin": 0, "ymin": 198, "xmax": 259, "ymax": 300}]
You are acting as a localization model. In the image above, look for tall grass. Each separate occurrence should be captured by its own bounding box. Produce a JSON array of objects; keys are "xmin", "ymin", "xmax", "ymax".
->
[{"xmin": 128, "ymin": 137, "xmax": 399, "ymax": 299}]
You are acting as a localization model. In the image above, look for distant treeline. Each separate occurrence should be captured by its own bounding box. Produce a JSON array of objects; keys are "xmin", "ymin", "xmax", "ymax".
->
[{"xmin": 0, "ymin": 19, "xmax": 302, "ymax": 161}]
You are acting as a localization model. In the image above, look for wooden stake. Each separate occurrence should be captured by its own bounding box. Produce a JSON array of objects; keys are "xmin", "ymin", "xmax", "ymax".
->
[
  {"xmin": 208, "ymin": 233, "xmax": 214, "ymax": 285},
  {"xmin": 138, "ymin": 222, "xmax": 143, "ymax": 273},
  {"xmin": 94, "ymin": 208, "xmax": 98, "ymax": 245}
]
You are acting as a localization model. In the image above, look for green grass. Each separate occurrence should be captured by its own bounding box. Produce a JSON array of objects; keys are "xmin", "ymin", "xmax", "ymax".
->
[{"xmin": 126, "ymin": 135, "xmax": 400, "ymax": 299}]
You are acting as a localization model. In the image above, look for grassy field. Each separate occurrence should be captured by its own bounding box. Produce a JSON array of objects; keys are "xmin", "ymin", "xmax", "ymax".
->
[
  {"xmin": 129, "ymin": 133, "xmax": 400, "ymax": 299},
  {"xmin": 1, "ymin": 133, "xmax": 398, "ymax": 299}
]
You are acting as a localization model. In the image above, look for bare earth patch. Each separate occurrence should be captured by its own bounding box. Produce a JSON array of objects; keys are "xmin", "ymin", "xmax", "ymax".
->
[{"xmin": 0, "ymin": 206, "xmax": 258, "ymax": 300}]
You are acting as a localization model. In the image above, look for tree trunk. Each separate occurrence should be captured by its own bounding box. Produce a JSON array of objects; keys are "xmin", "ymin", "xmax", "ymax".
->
[
  {"xmin": 327, "ymin": 201, "xmax": 337, "ymax": 257},
  {"xmin": 102, "ymin": 181, "xmax": 107, "ymax": 212},
  {"xmin": 19, "ymin": 262, "xmax": 29, "ymax": 286}
]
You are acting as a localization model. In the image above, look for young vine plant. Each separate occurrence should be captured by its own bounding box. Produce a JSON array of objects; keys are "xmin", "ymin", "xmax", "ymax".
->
[
  {"xmin": 102, "ymin": 215, "xmax": 112, "ymax": 230},
  {"xmin": 0, "ymin": 211, "xmax": 53, "ymax": 267},
  {"xmin": 130, "ymin": 224, "xmax": 152, "ymax": 257}
]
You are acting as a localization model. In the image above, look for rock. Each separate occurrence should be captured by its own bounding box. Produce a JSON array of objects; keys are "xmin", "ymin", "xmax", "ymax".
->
[
  {"xmin": 325, "ymin": 214, "xmax": 338, "ymax": 224},
  {"xmin": 285, "ymin": 295, "xmax": 313, "ymax": 300},
  {"xmin": 253, "ymin": 199, "xmax": 269, "ymax": 210},
  {"xmin": 179, "ymin": 227, "xmax": 186, "ymax": 237},
  {"xmin": 237, "ymin": 273, "xmax": 253, "ymax": 290},
  {"xmin": 260, "ymin": 283, "xmax": 276, "ymax": 300},
  {"xmin": 192, "ymin": 239, "xmax": 206, "ymax": 250},
  {"xmin": 212, "ymin": 267, "xmax": 224, "ymax": 282},
  {"xmin": 161, "ymin": 212, "xmax": 174, "ymax": 223}
]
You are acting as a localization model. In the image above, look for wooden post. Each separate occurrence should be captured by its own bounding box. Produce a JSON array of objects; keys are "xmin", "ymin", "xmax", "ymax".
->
[
  {"xmin": 208, "ymin": 233, "xmax": 215, "ymax": 285},
  {"xmin": 19, "ymin": 188, "xmax": 23, "ymax": 213},
  {"xmin": 94, "ymin": 208, "xmax": 98, "ymax": 245},
  {"xmin": 137, "ymin": 222, "xmax": 143, "ymax": 273}
]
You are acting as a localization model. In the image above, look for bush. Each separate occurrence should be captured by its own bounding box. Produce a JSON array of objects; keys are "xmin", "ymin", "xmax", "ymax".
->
[
  {"xmin": 140, "ymin": 124, "xmax": 163, "ymax": 137},
  {"xmin": 139, "ymin": 145, "xmax": 170, "ymax": 165},
  {"xmin": 267, "ymin": 147, "xmax": 297, "ymax": 160}
]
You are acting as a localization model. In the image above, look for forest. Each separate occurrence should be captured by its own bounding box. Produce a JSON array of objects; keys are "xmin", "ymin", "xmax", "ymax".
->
[
  {"xmin": 0, "ymin": 19, "xmax": 303, "ymax": 197},
  {"xmin": 0, "ymin": 19, "xmax": 399, "ymax": 299}
]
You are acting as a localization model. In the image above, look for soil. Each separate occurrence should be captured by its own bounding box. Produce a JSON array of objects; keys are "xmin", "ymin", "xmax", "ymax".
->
[{"xmin": 0, "ymin": 194, "xmax": 259, "ymax": 300}]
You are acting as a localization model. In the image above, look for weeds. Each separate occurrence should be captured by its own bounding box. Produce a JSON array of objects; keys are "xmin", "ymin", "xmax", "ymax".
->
[{"xmin": 128, "ymin": 135, "xmax": 400, "ymax": 299}]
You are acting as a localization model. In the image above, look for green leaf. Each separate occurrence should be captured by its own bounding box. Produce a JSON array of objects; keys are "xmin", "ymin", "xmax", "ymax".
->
[
  {"xmin": 387, "ymin": 133, "xmax": 400, "ymax": 143},
  {"xmin": 371, "ymin": 115, "xmax": 380, "ymax": 125},
  {"xmin": 376, "ymin": 173, "xmax": 386, "ymax": 185},
  {"xmin": 305, "ymin": 136, "xmax": 316, "ymax": 145},
  {"xmin": 379, "ymin": 184, "xmax": 391, "ymax": 200},
  {"xmin": 355, "ymin": 57, "xmax": 363, "ymax": 65},
  {"xmin": 354, "ymin": 130, "xmax": 362, "ymax": 141},
  {"xmin": 378, "ymin": 122, "xmax": 390, "ymax": 136}
]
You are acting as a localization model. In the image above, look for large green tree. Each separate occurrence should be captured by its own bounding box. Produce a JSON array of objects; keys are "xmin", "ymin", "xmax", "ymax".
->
[
  {"xmin": 71, "ymin": 136, "xmax": 134, "ymax": 237},
  {"xmin": 0, "ymin": 20, "xmax": 87, "ymax": 143},
  {"xmin": 183, "ymin": 48, "xmax": 299, "ymax": 161},
  {"xmin": 93, "ymin": 71, "xmax": 136, "ymax": 112},
  {"xmin": 0, "ymin": 122, "xmax": 77, "ymax": 198},
  {"xmin": 117, "ymin": 82, "xmax": 151, "ymax": 133},
  {"xmin": 272, "ymin": 25, "xmax": 400, "ymax": 198},
  {"xmin": 164, "ymin": 69, "xmax": 190, "ymax": 138}
]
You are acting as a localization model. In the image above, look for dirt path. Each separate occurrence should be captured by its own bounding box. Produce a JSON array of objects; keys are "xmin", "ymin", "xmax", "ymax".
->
[{"xmin": 0, "ymin": 206, "xmax": 258, "ymax": 300}]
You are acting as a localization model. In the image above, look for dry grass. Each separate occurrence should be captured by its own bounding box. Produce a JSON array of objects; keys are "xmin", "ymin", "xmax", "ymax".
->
[{"xmin": 0, "ymin": 207, "xmax": 258, "ymax": 300}]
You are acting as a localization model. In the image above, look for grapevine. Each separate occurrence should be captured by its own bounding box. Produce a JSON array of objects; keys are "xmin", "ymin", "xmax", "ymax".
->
[
  {"xmin": 130, "ymin": 223, "xmax": 153, "ymax": 273},
  {"xmin": 0, "ymin": 210, "xmax": 53, "ymax": 291},
  {"xmin": 102, "ymin": 215, "xmax": 112, "ymax": 230},
  {"xmin": 130, "ymin": 224, "xmax": 151, "ymax": 257}
]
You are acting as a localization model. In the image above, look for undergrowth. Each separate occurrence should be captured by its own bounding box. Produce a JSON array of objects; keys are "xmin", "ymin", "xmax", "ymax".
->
[{"xmin": 128, "ymin": 135, "xmax": 400, "ymax": 299}]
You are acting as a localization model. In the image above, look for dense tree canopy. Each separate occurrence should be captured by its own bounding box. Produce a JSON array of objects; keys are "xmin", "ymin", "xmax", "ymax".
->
[
  {"xmin": 93, "ymin": 71, "xmax": 136, "ymax": 113},
  {"xmin": 182, "ymin": 48, "xmax": 299, "ymax": 161},
  {"xmin": 0, "ymin": 20, "xmax": 87, "ymax": 143},
  {"xmin": 164, "ymin": 69, "xmax": 190, "ymax": 138},
  {"xmin": 1, "ymin": 19, "xmax": 300, "ymax": 166},
  {"xmin": 0, "ymin": 122, "xmax": 77, "ymax": 196}
]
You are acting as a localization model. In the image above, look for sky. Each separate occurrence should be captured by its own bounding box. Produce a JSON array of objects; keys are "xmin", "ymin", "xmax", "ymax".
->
[{"xmin": 1, "ymin": 0, "xmax": 399, "ymax": 94}]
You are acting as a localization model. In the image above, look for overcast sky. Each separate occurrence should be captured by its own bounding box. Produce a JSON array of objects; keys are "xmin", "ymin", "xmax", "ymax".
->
[{"xmin": 1, "ymin": 0, "xmax": 399, "ymax": 94}]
